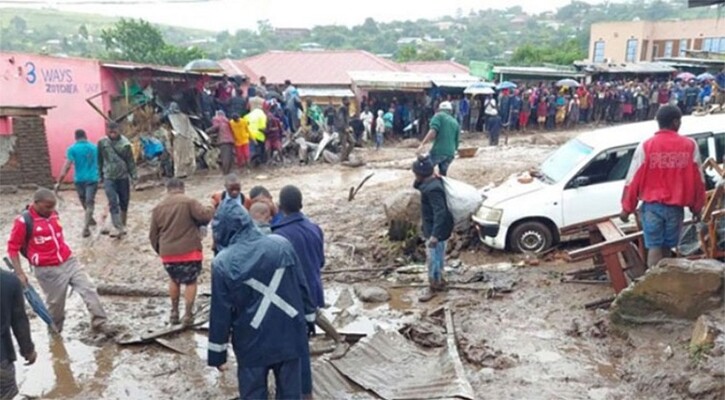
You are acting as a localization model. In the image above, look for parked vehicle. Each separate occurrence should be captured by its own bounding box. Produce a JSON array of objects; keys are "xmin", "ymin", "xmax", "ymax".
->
[{"xmin": 473, "ymin": 114, "xmax": 725, "ymax": 254}]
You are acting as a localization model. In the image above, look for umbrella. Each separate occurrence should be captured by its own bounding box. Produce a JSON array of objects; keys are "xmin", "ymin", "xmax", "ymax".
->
[
  {"xmin": 676, "ymin": 72, "xmax": 696, "ymax": 81},
  {"xmin": 555, "ymin": 78, "xmax": 580, "ymax": 88},
  {"xmin": 183, "ymin": 59, "xmax": 223, "ymax": 73},
  {"xmin": 697, "ymin": 72, "xmax": 715, "ymax": 81},
  {"xmin": 3, "ymin": 257, "xmax": 58, "ymax": 332},
  {"xmin": 464, "ymin": 82, "xmax": 496, "ymax": 95},
  {"xmin": 496, "ymin": 81, "xmax": 517, "ymax": 90}
]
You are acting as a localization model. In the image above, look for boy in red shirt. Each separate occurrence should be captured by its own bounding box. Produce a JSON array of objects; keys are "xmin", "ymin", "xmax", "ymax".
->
[
  {"xmin": 7, "ymin": 188, "xmax": 109, "ymax": 333},
  {"xmin": 620, "ymin": 105, "xmax": 706, "ymax": 267}
]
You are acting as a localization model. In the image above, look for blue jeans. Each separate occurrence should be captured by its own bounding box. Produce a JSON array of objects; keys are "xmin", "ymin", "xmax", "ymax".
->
[
  {"xmin": 74, "ymin": 182, "xmax": 98, "ymax": 210},
  {"xmin": 104, "ymin": 178, "xmax": 130, "ymax": 215},
  {"xmin": 426, "ymin": 239, "xmax": 447, "ymax": 281},
  {"xmin": 641, "ymin": 202, "xmax": 684, "ymax": 249},
  {"xmin": 375, "ymin": 133, "xmax": 384, "ymax": 149},
  {"xmin": 429, "ymin": 154, "xmax": 454, "ymax": 176},
  {"xmin": 239, "ymin": 358, "xmax": 301, "ymax": 400}
]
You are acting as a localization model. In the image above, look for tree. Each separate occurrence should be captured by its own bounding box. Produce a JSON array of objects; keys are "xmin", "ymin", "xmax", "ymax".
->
[
  {"xmin": 510, "ymin": 39, "xmax": 586, "ymax": 66},
  {"xmin": 417, "ymin": 46, "xmax": 446, "ymax": 61},
  {"xmin": 396, "ymin": 45, "xmax": 418, "ymax": 62},
  {"xmin": 101, "ymin": 18, "xmax": 204, "ymax": 66},
  {"xmin": 10, "ymin": 16, "xmax": 26, "ymax": 33}
]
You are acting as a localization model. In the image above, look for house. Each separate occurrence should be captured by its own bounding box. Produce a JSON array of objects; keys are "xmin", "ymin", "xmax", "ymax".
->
[
  {"xmin": 0, "ymin": 52, "xmax": 220, "ymax": 181},
  {"xmin": 0, "ymin": 106, "xmax": 54, "ymax": 187},
  {"xmin": 589, "ymin": 19, "xmax": 725, "ymax": 63}
]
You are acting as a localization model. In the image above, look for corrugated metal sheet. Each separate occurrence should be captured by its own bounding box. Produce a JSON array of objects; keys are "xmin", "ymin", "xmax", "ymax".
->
[
  {"xmin": 312, "ymin": 361, "xmax": 378, "ymax": 399},
  {"xmin": 331, "ymin": 331, "xmax": 475, "ymax": 400},
  {"xmin": 221, "ymin": 51, "xmax": 403, "ymax": 86},
  {"xmin": 575, "ymin": 62, "xmax": 676, "ymax": 74},
  {"xmin": 349, "ymin": 71, "xmax": 432, "ymax": 90},
  {"xmin": 493, "ymin": 66, "xmax": 585, "ymax": 78},
  {"xmin": 427, "ymin": 73, "xmax": 481, "ymax": 89},
  {"xmin": 402, "ymin": 61, "xmax": 470, "ymax": 74},
  {"xmin": 298, "ymin": 87, "xmax": 355, "ymax": 98},
  {"xmin": 101, "ymin": 62, "xmax": 224, "ymax": 77}
]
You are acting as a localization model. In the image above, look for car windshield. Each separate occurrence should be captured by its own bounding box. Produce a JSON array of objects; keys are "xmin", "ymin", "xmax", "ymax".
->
[{"xmin": 540, "ymin": 138, "xmax": 593, "ymax": 183}]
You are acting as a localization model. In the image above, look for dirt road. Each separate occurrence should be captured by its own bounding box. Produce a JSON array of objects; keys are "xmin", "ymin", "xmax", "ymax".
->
[{"xmin": 0, "ymin": 130, "xmax": 716, "ymax": 399}]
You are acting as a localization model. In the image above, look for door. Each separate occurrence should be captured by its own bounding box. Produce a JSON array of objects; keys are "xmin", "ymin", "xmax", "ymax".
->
[{"xmin": 562, "ymin": 146, "xmax": 636, "ymax": 227}]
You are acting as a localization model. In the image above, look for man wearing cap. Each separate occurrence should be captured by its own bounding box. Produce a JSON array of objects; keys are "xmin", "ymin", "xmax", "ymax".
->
[
  {"xmin": 417, "ymin": 101, "xmax": 460, "ymax": 176},
  {"xmin": 412, "ymin": 157, "xmax": 454, "ymax": 302}
]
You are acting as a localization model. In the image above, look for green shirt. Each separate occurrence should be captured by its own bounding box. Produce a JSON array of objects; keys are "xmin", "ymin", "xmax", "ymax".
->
[
  {"xmin": 429, "ymin": 111, "xmax": 460, "ymax": 157},
  {"xmin": 98, "ymin": 136, "xmax": 137, "ymax": 181}
]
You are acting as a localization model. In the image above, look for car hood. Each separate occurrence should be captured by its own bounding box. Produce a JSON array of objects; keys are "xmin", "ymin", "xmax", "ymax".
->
[{"xmin": 480, "ymin": 175, "xmax": 547, "ymax": 207}]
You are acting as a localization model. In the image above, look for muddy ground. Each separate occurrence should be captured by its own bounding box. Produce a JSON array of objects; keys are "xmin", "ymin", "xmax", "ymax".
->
[{"xmin": 1, "ymin": 129, "xmax": 720, "ymax": 400}]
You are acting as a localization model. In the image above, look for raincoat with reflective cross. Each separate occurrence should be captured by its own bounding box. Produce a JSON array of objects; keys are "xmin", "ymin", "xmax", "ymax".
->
[{"xmin": 207, "ymin": 201, "xmax": 316, "ymax": 394}]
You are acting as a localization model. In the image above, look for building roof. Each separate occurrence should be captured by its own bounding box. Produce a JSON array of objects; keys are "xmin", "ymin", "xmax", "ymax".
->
[
  {"xmin": 349, "ymin": 71, "xmax": 432, "ymax": 91},
  {"xmin": 493, "ymin": 66, "xmax": 586, "ymax": 78},
  {"xmin": 101, "ymin": 61, "xmax": 225, "ymax": 78},
  {"xmin": 220, "ymin": 50, "xmax": 403, "ymax": 86},
  {"xmin": 575, "ymin": 62, "xmax": 676, "ymax": 74},
  {"xmin": 401, "ymin": 61, "xmax": 470, "ymax": 74}
]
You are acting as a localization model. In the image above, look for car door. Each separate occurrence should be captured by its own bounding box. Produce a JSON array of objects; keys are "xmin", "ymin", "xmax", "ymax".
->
[{"xmin": 561, "ymin": 146, "xmax": 636, "ymax": 227}]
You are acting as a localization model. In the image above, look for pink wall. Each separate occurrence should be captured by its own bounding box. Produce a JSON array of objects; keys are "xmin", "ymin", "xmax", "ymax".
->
[{"xmin": 0, "ymin": 52, "xmax": 108, "ymax": 182}]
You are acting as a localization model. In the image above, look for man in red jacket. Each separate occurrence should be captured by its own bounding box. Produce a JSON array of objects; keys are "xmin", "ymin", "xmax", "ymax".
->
[
  {"xmin": 620, "ymin": 105, "xmax": 706, "ymax": 267},
  {"xmin": 7, "ymin": 188, "xmax": 109, "ymax": 333}
]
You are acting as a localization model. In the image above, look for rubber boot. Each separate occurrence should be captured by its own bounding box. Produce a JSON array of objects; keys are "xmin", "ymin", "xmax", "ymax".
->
[
  {"xmin": 109, "ymin": 213, "xmax": 126, "ymax": 238},
  {"xmin": 418, "ymin": 277, "xmax": 437, "ymax": 303},
  {"xmin": 120, "ymin": 211, "xmax": 128, "ymax": 228},
  {"xmin": 87, "ymin": 204, "xmax": 97, "ymax": 226},
  {"xmin": 170, "ymin": 299, "xmax": 180, "ymax": 325}
]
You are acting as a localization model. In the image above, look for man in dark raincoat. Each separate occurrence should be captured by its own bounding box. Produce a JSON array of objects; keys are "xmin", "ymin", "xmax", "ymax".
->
[{"xmin": 208, "ymin": 200, "xmax": 316, "ymax": 399}]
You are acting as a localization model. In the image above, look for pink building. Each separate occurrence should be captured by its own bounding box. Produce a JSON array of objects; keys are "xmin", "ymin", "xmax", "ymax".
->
[{"xmin": 1, "ymin": 52, "xmax": 217, "ymax": 182}]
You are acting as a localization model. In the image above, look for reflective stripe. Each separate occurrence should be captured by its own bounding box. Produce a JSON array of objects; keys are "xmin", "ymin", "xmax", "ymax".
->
[
  {"xmin": 208, "ymin": 342, "xmax": 228, "ymax": 353},
  {"xmin": 244, "ymin": 268, "xmax": 299, "ymax": 329},
  {"xmin": 305, "ymin": 313, "xmax": 316, "ymax": 323}
]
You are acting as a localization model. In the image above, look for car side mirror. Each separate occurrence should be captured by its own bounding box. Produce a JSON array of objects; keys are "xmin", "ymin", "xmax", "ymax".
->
[{"xmin": 572, "ymin": 176, "xmax": 590, "ymax": 188}]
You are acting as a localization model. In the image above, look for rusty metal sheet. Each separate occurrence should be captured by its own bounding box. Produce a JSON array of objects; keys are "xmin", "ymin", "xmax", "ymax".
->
[
  {"xmin": 312, "ymin": 361, "xmax": 378, "ymax": 400},
  {"xmin": 331, "ymin": 330, "xmax": 475, "ymax": 400}
]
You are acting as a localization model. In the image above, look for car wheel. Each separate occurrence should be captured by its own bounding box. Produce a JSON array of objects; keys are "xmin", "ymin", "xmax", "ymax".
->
[{"xmin": 510, "ymin": 221, "xmax": 553, "ymax": 254}]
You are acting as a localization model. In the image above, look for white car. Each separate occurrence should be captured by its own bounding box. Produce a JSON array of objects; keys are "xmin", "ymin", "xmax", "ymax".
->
[{"xmin": 473, "ymin": 114, "xmax": 725, "ymax": 253}]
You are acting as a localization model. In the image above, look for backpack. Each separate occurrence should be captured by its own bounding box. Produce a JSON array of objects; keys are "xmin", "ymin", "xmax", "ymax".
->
[{"xmin": 20, "ymin": 209, "xmax": 33, "ymax": 258}]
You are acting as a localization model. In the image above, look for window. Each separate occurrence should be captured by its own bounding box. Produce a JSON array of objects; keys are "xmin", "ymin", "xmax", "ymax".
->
[
  {"xmin": 541, "ymin": 139, "xmax": 593, "ymax": 184},
  {"xmin": 664, "ymin": 41, "xmax": 674, "ymax": 57},
  {"xmin": 625, "ymin": 39, "xmax": 638, "ymax": 62},
  {"xmin": 567, "ymin": 147, "xmax": 636, "ymax": 189},
  {"xmin": 703, "ymin": 38, "xmax": 713, "ymax": 52},
  {"xmin": 593, "ymin": 40, "xmax": 605, "ymax": 63},
  {"xmin": 718, "ymin": 37, "xmax": 725, "ymax": 53},
  {"xmin": 679, "ymin": 39, "xmax": 688, "ymax": 57}
]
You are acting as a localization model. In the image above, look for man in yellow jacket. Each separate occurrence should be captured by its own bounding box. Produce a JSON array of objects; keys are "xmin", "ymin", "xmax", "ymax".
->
[{"xmin": 245, "ymin": 97, "xmax": 267, "ymax": 165}]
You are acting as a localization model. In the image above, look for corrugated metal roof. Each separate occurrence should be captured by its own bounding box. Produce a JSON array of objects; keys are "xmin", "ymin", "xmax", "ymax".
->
[
  {"xmin": 349, "ymin": 71, "xmax": 432, "ymax": 90},
  {"xmin": 575, "ymin": 62, "xmax": 676, "ymax": 74},
  {"xmin": 298, "ymin": 87, "xmax": 355, "ymax": 98},
  {"xmin": 427, "ymin": 73, "xmax": 481, "ymax": 88},
  {"xmin": 312, "ymin": 361, "xmax": 378, "ymax": 399},
  {"xmin": 101, "ymin": 62, "xmax": 224, "ymax": 77},
  {"xmin": 221, "ymin": 51, "xmax": 403, "ymax": 86},
  {"xmin": 493, "ymin": 66, "xmax": 585, "ymax": 78},
  {"xmin": 402, "ymin": 61, "xmax": 470, "ymax": 74},
  {"xmin": 331, "ymin": 331, "xmax": 475, "ymax": 400}
]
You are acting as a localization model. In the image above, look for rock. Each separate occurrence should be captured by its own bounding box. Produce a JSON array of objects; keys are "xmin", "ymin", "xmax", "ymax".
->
[
  {"xmin": 691, "ymin": 313, "xmax": 723, "ymax": 350},
  {"xmin": 687, "ymin": 375, "xmax": 721, "ymax": 396},
  {"xmin": 353, "ymin": 285, "xmax": 390, "ymax": 303},
  {"xmin": 0, "ymin": 185, "xmax": 18, "ymax": 194},
  {"xmin": 610, "ymin": 258, "xmax": 724, "ymax": 324},
  {"xmin": 383, "ymin": 190, "xmax": 421, "ymax": 241},
  {"xmin": 399, "ymin": 138, "xmax": 421, "ymax": 148},
  {"xmin": 479, "ymin": 368, "xmax": 495, "ymax": 383}
]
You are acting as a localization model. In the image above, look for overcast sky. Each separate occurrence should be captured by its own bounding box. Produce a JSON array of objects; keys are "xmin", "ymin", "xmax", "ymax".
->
[{"xmin": 2, "ymin": 0, "xmax": 610, "ymax": 31}]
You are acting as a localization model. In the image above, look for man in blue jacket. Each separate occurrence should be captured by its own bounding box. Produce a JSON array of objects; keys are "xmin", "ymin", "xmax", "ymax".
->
[{"xmin": 208, "ymin": 201, "xmax": 316, "ymax": 400}]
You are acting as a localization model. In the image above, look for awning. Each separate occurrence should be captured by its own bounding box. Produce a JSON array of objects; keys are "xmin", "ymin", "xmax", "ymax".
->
[
  {"xmin": 492, "ymin": 66, "xmax": 585, "ymax": 79},
  {"xmin": 297, "ymin": 87, "xmax": 355, "ymax": 98},
  {"xmin": 349, "ymin": 71, "xmax": 432, "ymax": 91},
  {"xmin": 101, "ymin": 62, "xmax": 225, "ymax": 78},
  {"xmin": 428, "ymin": 73, "xmax": 481, "ymax": 88},
  {"xmin": 575, "ymin": 62, "xmax": 676, "ymax": 74}
]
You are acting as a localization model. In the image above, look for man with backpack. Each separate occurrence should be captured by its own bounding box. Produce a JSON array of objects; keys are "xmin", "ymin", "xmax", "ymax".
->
[
  {"xmin": 6, "ymin": 188, "xmax": 109, "ymax": 334},
  {"xmin": 412, "ymin": 157, "xmax": 454, "ymax": 303},
  {"xmin": 98, "ymin": 122, "xmax": 137, "ymax": 238}
]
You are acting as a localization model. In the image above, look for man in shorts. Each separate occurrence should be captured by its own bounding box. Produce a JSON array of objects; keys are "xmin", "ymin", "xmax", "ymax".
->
[
  {"xmin": 0, "ymin": 269, "xmax": 36, "ymax": 400},
  {"xmin": 150, "ymin": 178, "xmax": 214, "ymax": 325},
  {"xmin": 620, "ymin": 105, "xmax": 706, "ymax": 267}
]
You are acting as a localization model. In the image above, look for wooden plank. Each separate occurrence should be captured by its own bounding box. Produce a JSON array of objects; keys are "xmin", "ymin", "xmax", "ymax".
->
[
  {"xmin": 596, "ymin": 221, "xmax": 624, "ymax": 242},
  {"xmin": 0, "ymin": 106, "xmax": 52, "ymax": 117},
  {"xmin": 567, "ymin": 232, "xmax": 643, "ymax": 261},
  {"xmin": 603, "ymin": 252, "xmax": 628, "ymax": 294}
]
